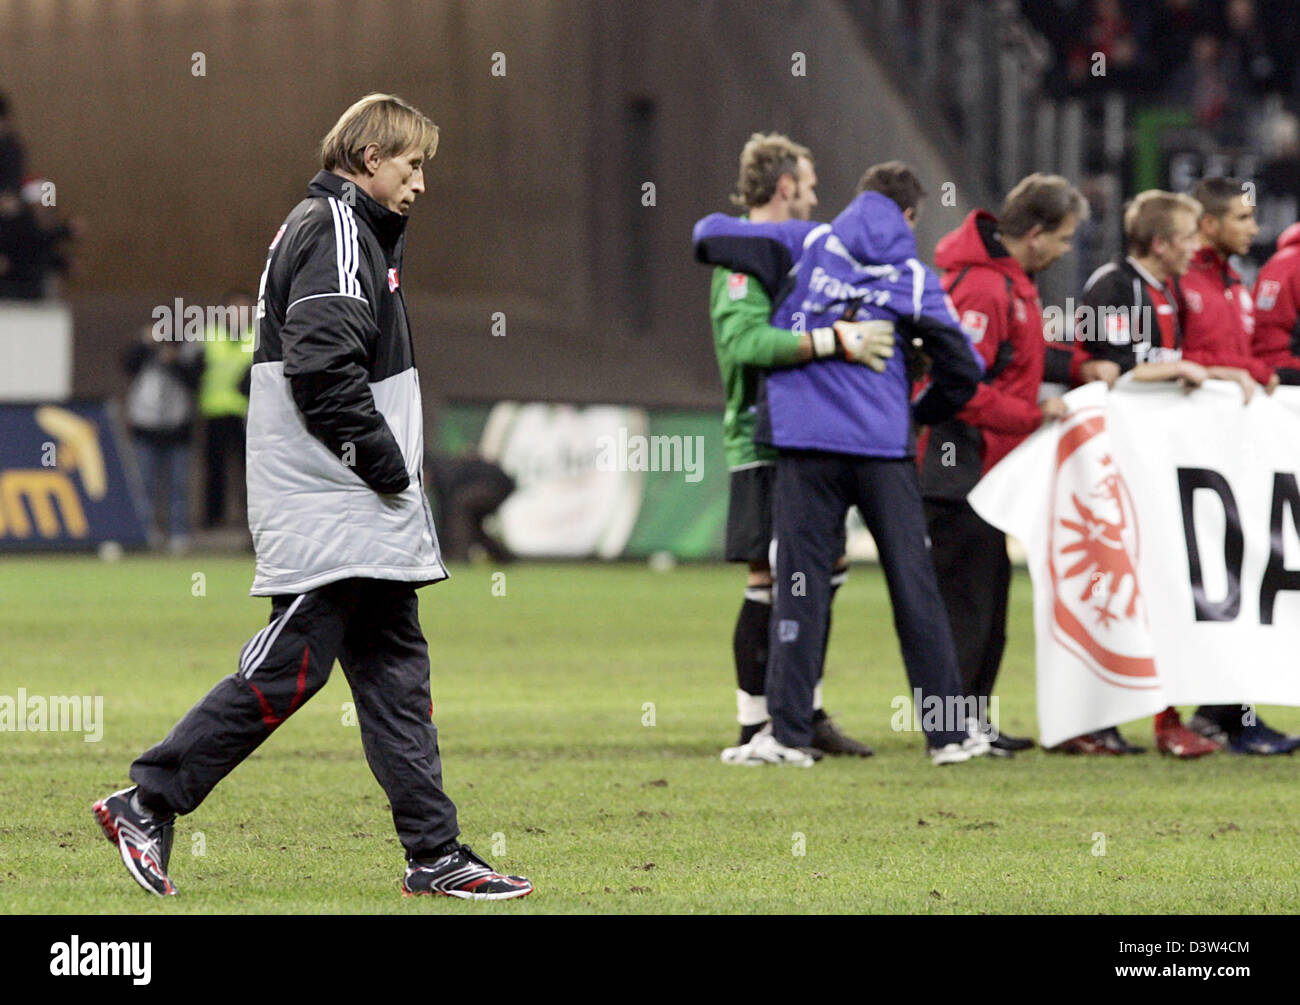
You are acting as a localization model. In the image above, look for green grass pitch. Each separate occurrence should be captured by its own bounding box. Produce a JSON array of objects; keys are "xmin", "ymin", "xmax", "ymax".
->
[{"xmin": 2, "ymin": 555, "xmax": 1298, "ymax": 914}]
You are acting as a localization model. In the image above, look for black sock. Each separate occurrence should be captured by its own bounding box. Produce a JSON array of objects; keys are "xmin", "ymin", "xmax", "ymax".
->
[
  {"xmin": 734, "ymin": 589, "xmax": 771, "ymax": 700},
  {"xmin": 734, "ymin": 588, "xmax": 771, "ymax": 745},
  {"xmin": 133, "ymin": 787, "xmax": 173, "ymax": 819},
  {"xmin": 1196, "ymin": 704, "xmax": 1248, "ymax": 735},
  {"xmin": 413, "ymin": 838, "xmax": 461, "ymax": 865}
]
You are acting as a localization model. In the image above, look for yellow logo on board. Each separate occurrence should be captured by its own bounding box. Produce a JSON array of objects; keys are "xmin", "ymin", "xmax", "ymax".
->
[{"xmin": 0, "ymin": 407, "xmax": 106, "ymax": 540}]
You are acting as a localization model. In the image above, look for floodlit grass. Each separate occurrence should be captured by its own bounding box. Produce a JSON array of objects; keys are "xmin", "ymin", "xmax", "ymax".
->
[{"xmin": 1, "ymin": 556, "xmax": 1297, "ymax": 914}]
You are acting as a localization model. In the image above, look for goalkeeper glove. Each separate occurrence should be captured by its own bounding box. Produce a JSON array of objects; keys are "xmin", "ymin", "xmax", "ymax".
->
[{"xmin": 810, "ymin": 320, "xmax": 896, "ymax": 372}]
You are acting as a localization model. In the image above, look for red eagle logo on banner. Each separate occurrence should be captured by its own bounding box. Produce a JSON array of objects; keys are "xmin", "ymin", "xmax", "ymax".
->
[{"xmin": 1047, "ymin": 408, "xmax": 1158, "ymax": 689}]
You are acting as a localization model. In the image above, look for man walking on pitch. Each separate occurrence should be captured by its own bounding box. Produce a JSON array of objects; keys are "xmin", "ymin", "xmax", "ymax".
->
[
  {"xmin": 706, "ymin": 133, "xmax": 884, "ymax": 763},
  {"xmin": 92, "ymin": 94, "xmax": 533, "ymax": 900}
]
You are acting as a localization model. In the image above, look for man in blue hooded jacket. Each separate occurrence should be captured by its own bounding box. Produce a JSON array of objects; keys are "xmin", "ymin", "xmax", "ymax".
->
[{"xmin": 694, "ymin": 162, "xmax": 994, "ymax": 765}]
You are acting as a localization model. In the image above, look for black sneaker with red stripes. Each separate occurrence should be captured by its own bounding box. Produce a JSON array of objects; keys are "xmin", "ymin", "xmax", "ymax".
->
[
  {"xmin": 91, "ymin": 786, "xmax": 177, "ymax": 897},
  {"xmin": 401, "ymin": 843, "xmax": 533, "ymax": 901}
]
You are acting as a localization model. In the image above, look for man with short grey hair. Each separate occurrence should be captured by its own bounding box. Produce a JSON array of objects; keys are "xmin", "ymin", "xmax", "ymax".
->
[{"xmin": 919, "ymin": 173, "xmax": 1082, "ymax": 756}]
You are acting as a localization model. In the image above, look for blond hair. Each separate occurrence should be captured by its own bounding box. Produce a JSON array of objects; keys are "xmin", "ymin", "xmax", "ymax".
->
[
  {"xmin": 320, "ymin": 93, "xmax": 439, "ymax": 174},
  {"xmin": 730, "ymin": 132, "xmax": 812, "ymax": 209},
  {"xmin": 1124, "ymin": 190, "xmax": 1202, "ymax": 256}
]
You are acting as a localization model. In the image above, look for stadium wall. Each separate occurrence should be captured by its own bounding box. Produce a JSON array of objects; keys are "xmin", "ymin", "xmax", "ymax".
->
[{"xmin": 3, "ymin": 0, "xmax": 970, "ymax": 418}]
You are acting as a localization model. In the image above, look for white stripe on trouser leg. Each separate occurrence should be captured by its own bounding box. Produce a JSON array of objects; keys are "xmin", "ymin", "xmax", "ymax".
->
[
  {"xmin": 736, "ymin": 690, "xmax": 769, "ymax": 726},
  {"xmin": 238, "ymin": 613, "xmax": 287, "ymax": 675},
  {"xmin": 239, "ymin": 616, "xmax": 280, "ymax": 676},
  {"xmin": 241, "ymin": 594, "xmax": 305, "ymax": 680},
  {"xmin": 238, "ymin": 624, "xmax": 273, "ymax": 675},
  {"xmin": 238, "ymin": 598, "xmax": 301, "ymax": 673}
]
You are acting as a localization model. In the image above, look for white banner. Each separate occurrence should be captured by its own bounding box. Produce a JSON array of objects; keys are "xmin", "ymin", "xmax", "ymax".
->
[
  {"xmin": 970, "ymin": 379, "xmax": 1300, "ymax": 747},
  {"xmin": 478, "ymin": 402, "xmax": 646, "ymax": 558}
]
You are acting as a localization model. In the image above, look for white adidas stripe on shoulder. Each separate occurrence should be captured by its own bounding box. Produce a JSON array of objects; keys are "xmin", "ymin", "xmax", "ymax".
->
[{"xmin": 328, "ymin": 198, "xmax": 362, "ymax": 299}]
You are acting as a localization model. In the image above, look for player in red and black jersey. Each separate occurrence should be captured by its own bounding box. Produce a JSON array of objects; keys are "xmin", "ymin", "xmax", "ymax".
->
[
  {"xmin": 1070, "ymin": 191, "xmax": 1207, "ymax": 390},
  {"xmin": 1054, "ymin": 191, "xmax": 1217, "ymax": 758}
]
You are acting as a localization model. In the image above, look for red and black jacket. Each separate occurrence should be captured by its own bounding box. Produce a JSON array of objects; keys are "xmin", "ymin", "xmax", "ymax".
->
[{"xmin": 1069, "ymin": 255, "xmax": 1183, "ymax": 382}]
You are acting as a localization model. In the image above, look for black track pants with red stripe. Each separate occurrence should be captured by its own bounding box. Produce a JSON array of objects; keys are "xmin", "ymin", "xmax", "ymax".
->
[{"xmin": 129, "ymin": 578, "xmax": 460, "ymax": 860}]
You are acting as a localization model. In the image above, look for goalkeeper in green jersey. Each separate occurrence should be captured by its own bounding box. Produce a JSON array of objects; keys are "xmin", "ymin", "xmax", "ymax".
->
[{"xmin": 708, "ymin": 133, "xmax": 893, "ymax": 763}]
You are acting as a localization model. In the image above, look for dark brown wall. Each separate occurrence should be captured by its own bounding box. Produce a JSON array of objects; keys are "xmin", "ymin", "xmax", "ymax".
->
[{"xmin": 1, "ymin": 0, "xmax": 966, "ymax": 413}]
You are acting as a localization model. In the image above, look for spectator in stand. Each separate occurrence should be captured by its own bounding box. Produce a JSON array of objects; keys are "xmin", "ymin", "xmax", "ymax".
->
[
  {"xmin": 0, "ymin": 90, "xmax": 24, "ymax": 194},
  {"xmin": 124, "ymin": 324, "xmax": 205, "ymax": 553},
  {"xmin": 1020, "ymin": 1, "xmax": 1086, "ymax": 96},
  {"xmin": 1137, "ymin": 0, "xmax": 1212, "ymax": 91},
  {"xmin": 1065, "ymin": 0, "xmax": 1141, "ymax": 93},
  {"xmin": 1223, "ymin": 0, "xmax": 1292, "ymax": 97},
  {"xmin": 199, "ymin": 290, "xmax": 254, "ymax": 528},
  {"xmin": 0, "ymin": 177, "xmax": 81, "ymax": 298},
  {"xmin": 1252, "ymin": 220, "xmax": 1300, "ymax": 384},
  {"xmin": 0, "ymin": 188, "xmax": 25, "ymax": 295},
  {"xmin": 1166, "ymin": 34, "xmax": 1251, "ymax": 144}
]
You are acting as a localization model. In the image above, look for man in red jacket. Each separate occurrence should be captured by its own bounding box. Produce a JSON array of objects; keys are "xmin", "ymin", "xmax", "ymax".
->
[
  {"xmin": 1177, "ymin": 177, "xmax": 1298, "ymax": 754},
  {"xmin": 1179, "ymin": 176, "xmax": 1276, "ymax": 399},
  {"xmin": 918, "ymin": 173, "xmax": 1083, "ymax": 756},
  {"xmin": 1252, "ymin": 220, "xmax": 1300, "ymax": 385}
]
